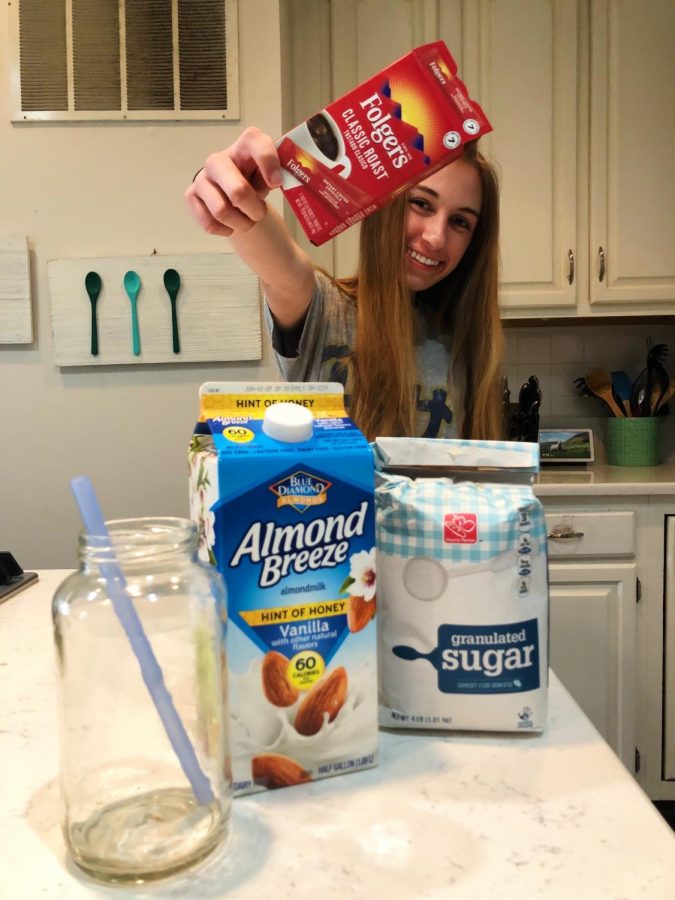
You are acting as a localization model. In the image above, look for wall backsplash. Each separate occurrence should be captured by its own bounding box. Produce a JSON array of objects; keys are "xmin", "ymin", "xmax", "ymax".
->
[{"xmin": 502, "ymin": 321, "xmax": 675, "ymax": 459}]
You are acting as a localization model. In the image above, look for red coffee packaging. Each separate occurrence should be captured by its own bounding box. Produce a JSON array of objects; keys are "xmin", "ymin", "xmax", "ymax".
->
[{"xmin": 276, "ymin": 41, "xmax": 491, "ymax": 246}]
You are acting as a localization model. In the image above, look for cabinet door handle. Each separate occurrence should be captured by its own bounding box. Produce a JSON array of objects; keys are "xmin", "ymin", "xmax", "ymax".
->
[
  {"xmin": 567, "ymin": 249, "xmax": 575, "ymax": 285},
  {"xmin": 547, "ymin": 529, "xmax": 585, "ymax": 541},
  {"xmin": 598, "ymin": 246, "xmax": 606, "ymax": 282}
]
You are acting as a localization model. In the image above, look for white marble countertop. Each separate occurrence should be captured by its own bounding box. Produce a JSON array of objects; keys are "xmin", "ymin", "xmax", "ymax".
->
[
  {"xmin": 2, "ymin": 571, "xmax": 675, "ymax": 899},
  {"xmin": 534, "ymin": 459, "xmax": 675, "ymax": 495}
]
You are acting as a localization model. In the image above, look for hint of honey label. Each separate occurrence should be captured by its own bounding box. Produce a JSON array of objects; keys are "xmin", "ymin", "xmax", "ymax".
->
[{"xmin": 276, "ymin": 41, "xmax": 492, "ymax": 246}]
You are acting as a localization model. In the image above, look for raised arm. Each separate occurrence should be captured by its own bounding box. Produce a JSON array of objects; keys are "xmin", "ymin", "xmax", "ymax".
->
[{"xmin": 184, "ymin": 127, "xmax": 316, "ymax": 330}]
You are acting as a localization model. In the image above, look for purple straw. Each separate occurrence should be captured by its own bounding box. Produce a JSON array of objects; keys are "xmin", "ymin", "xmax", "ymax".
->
[{"xmin": 70, "ymin": 476, "xmax": 214, "ymax": 806}]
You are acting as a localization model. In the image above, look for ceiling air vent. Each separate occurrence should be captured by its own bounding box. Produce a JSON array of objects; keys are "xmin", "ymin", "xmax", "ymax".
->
[{"xmin": 9, "ymin": 0, "xmax": 239, "ymax": 121}]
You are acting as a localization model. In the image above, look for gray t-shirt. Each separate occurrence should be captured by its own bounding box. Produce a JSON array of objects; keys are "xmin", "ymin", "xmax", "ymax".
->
[{"xmin": 264, "ymin": 270, "xmax": 461, "ymax": 438}]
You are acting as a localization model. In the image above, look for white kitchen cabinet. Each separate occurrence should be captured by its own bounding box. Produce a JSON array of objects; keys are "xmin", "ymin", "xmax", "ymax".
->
[
  {"xmin": 548, "ymin": 566, "xmax": 636, "ymax": 769},
  {"xmin": 544, "ymin": 507, "xmax": 637, "ymax": 769},
  {"xmin": 540, "ymin": 492, "xmax": 675, "ymax": 800},
  {"xmin": 664, "ymin": 514, "xmax": 675, "ymax": 780},
  {"xmin": 463, "ymin": 0, "xmax": 580, "ymax": 313},
  {"xmin": 635, "ymin": 496, "xmax": 675, "ymax": 801},
  {"xmin": 588, "ymin": 0, "xmax": 675, "ymax": 310},
  {"xmin": 468, "ymin": 0, "xmax": 675, "ymax": 316},
  {"xmin": 283, "ymin": 0, "xmax": 675, "ymax": 316}
]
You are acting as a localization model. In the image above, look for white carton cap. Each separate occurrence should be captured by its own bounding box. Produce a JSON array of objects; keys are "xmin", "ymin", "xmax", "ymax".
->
[{"xmin": 262, "ymin": 402, "xmax": 314, "ymax": 443}]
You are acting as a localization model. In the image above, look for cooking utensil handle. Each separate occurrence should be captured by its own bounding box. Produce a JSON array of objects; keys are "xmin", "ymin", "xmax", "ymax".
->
[
  {"xmin": 567, "ymin": 249, "xmax": 575, "ymax": 285},
  {"xmin": 170, "ymin": 298, "xmax": 180, "ymax": 354},
  {"xmin": 606, "ymin": 395, "xmax": 624, "ymax": 418},
  {"xmin": 598, "ymin": 246, "xmax": 605, "ymax": 282}
]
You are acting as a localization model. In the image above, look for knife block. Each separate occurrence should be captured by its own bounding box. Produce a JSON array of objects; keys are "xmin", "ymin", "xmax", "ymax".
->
[{"xmin": 505, "ymin": 403, "xmax": 540, "ymax": 443}]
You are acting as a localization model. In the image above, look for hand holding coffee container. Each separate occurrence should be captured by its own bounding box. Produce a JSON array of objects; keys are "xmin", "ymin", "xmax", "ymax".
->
[
  {"xmin": 52, "ymin": 482, "xmax": 230, "ymax": 882},
  {"xmin": 276, "ymin": 41, "xmax": 492, "ymax": 245}
]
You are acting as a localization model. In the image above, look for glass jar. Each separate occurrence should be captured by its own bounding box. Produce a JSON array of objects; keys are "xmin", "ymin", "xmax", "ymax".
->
[{"xmin": 52, "ymin": 517, "xmax": 230, "ymax": 882}]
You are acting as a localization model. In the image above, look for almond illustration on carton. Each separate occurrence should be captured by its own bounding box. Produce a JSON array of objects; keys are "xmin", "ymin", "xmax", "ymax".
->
[
  {"xmin": 262, "ymin": 651, "xmax": 300, "ymax": 707},
  {"xmin": 252, "ymin": 753, "xmax": 312, "ymax": 790},
  {"xmin": 347, "ymin": 594, "xmax": 376, "ymax": 633},
  {"xmin": 294, "ymin": 666, "xmax": 348, "ymax": 736}
]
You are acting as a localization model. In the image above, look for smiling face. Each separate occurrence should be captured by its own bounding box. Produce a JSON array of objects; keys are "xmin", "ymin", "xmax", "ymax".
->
[{"xmin": 404, "ymin": 158, "xmax": 482, "ymax": 293}]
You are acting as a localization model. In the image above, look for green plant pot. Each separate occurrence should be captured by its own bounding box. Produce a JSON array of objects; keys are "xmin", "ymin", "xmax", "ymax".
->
[{"xmin": 606, "ymin": 417, "xmax": 663, "ymax": 467}]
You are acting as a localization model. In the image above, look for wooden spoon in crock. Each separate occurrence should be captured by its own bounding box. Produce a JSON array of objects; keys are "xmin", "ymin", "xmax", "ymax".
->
[{"xmin": 585, "ymin": 368, "xmax": 624, "ymax": 417}]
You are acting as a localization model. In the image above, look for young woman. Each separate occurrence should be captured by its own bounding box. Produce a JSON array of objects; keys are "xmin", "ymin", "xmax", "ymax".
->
[{"xmin": 185, "ymin": 127, "xmax": 503, "ymax": 441}]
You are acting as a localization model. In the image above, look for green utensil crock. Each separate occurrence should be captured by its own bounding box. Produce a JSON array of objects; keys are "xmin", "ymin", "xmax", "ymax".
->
[{"xmin": 606, "ymin": 416, "xmax": 663, "ymax": 467}]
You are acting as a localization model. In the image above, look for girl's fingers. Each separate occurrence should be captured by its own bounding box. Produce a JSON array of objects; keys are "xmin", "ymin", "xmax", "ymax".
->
[
  {"xmin": 184, "ymin": 191, "xmax": 233, "ymax": 238},
  {"xmin": 229, "ymin": 127, "xmax": 283, "ymax": 193},
  {"xmin": 195, "ymin": 174, "xmax": 259, "ymax": 232},
  {"xmin": 186, "ymin": 128, "xmax": 282, "ymax": 235},
  {"xmin": 201, "ymin": 150, "xmax": 267, "ymax": 227}
]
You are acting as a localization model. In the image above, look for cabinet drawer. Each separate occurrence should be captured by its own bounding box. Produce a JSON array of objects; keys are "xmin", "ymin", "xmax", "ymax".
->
[
  {"xmin": 664, "ymin": 516, "xmax": 675, "ymax": 780},
  {"xmin": 544, "ymin": 511, "xmax": 635, "ymax": 558}
]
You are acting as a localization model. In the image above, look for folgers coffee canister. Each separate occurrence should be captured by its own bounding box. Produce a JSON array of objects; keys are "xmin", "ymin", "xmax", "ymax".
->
[{"xmin": 276, "ymin": 41, "xmax": 492, "ymax": 245}]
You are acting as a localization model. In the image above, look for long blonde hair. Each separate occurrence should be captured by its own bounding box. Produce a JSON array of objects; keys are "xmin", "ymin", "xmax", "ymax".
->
[{"xmin": 336, "ymin": 142, "xmax": 503, "ymax": 441}]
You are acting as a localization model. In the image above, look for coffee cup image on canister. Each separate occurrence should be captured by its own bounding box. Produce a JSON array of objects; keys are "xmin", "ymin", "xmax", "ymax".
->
[{"xmin": 283, "ymin": 111, "xmax": 352, "ymax": 186}]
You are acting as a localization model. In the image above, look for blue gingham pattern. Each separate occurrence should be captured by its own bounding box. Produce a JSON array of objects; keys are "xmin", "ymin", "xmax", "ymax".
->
[{"xmin": 376, "ymin": 472, "xmax": 547, "ymax": 562}]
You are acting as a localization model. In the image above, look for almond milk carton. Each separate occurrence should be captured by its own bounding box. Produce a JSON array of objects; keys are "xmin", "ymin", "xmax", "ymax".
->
[{"xmin": 189, "ymin": 382, "xmax": 378, "ymax": 795}]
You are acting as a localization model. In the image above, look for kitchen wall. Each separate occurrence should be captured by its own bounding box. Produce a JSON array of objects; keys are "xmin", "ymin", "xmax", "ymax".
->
[
  {"xmin": 504, "ymin": 321, "xmax": 675, "ymax": 457},
  {"xmin": 1, "ymin": 4, "xmax": 673, "ymax": 570},
  {"xmin": 0, "ymin": 1, "xmax": 285, "ymax": 569}
]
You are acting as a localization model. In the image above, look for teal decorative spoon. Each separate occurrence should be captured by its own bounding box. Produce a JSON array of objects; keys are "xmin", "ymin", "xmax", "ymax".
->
[
  {"xmin": 163, "ymin": 268, "xmax": 181, "ymax": 354},
  {"xmin": 123, "ymin": 270, "xmax": 141, "ymax": 356},
  {"xmin": 85, "ymin": 271, "xmax": 102, "ymax": 356}
]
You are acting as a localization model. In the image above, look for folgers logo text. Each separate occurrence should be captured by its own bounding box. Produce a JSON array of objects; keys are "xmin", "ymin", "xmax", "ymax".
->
[
  {"xmin": 269, "ymin": 471, "xmax": 332, "ymax": 513},
  {"xmin": 443, "ymin": 513, "xmax": 477, "ymax": 543},
  {"xmin": 285, "ymin": 159, "xmax": 311, "ymax": 184}
]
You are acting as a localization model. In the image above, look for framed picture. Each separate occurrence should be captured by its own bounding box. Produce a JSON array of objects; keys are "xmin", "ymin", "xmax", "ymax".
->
[{"xmin": 539, "ymin": 429, "xmax": 594, "ymax": 464}]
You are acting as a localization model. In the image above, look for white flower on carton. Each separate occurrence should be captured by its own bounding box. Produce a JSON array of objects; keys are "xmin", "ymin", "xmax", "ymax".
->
[
  {"xmin": 342, "ymin": 547, "xmax": 376, "ymax": 633},
  {"xmin": 347, "ymin": 548, "xmax": 376, "ymax": 601}
]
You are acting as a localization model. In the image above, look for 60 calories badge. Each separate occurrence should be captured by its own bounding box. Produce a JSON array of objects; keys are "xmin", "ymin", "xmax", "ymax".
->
[
  {"xmin": 443, "ymin": 513, "xmax": 477, "ymax": 544},
  {"xmin": 269, "ymin": 470, "xmax": 333, "ymax": 513}
]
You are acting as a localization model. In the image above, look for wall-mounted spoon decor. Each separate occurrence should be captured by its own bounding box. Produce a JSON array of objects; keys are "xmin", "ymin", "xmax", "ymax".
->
[
  {"xmin": 123, "ymin": 270, "xmax": 142, "ymax": 356},
  {"xmin": 84, "ymin": 271, "xmax": 102, "ymax": 356},
  {"xmin": 49, "ymin": 254, "xmax": 261, "ymax": 366},
  {"xmin": 163, "ymin": 268, "xmax": 181, "ymax": 354}
]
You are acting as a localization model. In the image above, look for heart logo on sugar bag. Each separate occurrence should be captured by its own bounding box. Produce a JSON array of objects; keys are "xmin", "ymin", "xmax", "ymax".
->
[{"xmin": 443, "ymin": 513, "xmax": 477, "ymax": 544}]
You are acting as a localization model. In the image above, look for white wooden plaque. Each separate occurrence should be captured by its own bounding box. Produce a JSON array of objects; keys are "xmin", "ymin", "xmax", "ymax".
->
[
  {"xmin": 48, "ymin": 253, "xmax": 262, "ymax": 366},
  {"xmin": 0, "ymin": 236, "xmax": 32, "ymax": 343}
]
